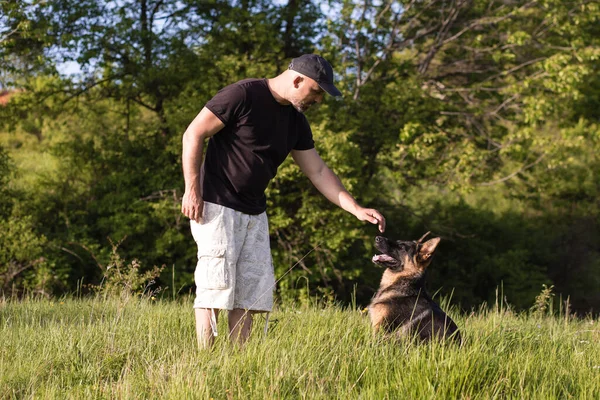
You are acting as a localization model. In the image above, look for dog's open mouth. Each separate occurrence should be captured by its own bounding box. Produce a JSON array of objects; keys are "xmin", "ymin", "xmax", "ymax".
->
[{"xmin": 372, "ymin": 254, "xmax": 396, "ymax": 264}]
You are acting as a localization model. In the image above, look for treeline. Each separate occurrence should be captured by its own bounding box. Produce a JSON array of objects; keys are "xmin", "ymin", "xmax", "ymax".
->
[{"xmin": 0, "ymin": 0, "xmax": 598, "ymax": 312}]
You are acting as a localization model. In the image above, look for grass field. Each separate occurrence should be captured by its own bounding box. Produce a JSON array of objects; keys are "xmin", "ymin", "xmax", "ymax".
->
[{"xmin": 1, "ymin": 295, "xmax": 599, "ymax": 399}]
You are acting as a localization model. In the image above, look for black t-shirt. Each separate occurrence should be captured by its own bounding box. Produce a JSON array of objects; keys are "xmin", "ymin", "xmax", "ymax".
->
[{"xmin": 201, "ymin": 78, "xmax": 315, "ymax": 215}]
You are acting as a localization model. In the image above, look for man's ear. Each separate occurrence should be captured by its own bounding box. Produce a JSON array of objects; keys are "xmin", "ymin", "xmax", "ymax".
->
[
  {"xmin": 293, "ymin": 75, "xmax": 304, "ymax": 88},
  {"xmin": 418, "ymin": 237, "xmax": 441, "ymax": 262}
]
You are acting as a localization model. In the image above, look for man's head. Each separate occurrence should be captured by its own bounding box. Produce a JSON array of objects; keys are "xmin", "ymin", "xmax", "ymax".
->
[
  {"xmin": 286, "ymin": 54, "xmax": 341, "ymax": 113},
  {"xmin": 289, "ymin": 54, "xmax": 342, "ymax": 97}
]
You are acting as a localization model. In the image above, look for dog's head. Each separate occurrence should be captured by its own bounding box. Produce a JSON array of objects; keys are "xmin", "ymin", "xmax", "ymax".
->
[{"xmin": 372, "ymin": 232, "xmax": 441, "ymax": 275}]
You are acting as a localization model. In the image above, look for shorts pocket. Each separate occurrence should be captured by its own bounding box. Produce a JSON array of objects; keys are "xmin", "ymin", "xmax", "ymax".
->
[
  {"xmin": 195, "ymin": 247, "xmax": 229, "ymax": 290},
  {"xmin": 200, "ymin": 202, "xmax": 223, "ymax": 225}
]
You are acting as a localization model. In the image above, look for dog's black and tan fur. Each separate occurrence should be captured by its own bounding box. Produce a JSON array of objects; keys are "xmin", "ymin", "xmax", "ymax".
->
[{"xmin": 368, "ymin": 232, "xmax": 461, "ymax": 343}]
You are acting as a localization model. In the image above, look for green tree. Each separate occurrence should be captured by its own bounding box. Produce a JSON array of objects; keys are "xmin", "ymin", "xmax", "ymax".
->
[
  {"xmin": 0, "ymin": 0, "xmax": 327, "ymax": 297},
  {"xmin": 1, "ymin": 0, "xmax": 599, "ymax": 312}
]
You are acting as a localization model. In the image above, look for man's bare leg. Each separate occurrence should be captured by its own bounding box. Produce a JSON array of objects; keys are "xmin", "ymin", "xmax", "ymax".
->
[
  {"xmin": 194, "ymin": 308, "xmax": 219, "ymax": 349},
  {"xmin": 228, "ymin": 308, "xmax": 256, "ymax": 345}
]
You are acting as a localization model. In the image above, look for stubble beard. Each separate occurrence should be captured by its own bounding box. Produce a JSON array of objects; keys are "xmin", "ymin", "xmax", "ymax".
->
[{"xmin": 291, "ymin": 99, "xmax": 313, "ymax": 113}]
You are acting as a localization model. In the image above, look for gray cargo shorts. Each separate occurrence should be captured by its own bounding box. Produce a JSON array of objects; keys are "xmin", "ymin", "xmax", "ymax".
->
[{"xmin": 190, "ymin": 201, "xmax": 275, "ymax": 312}]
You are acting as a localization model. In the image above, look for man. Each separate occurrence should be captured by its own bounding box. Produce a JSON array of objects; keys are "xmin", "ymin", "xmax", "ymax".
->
[{"xmin": 181, "ymin": 54, "xmax": 385, "ymax": 348}]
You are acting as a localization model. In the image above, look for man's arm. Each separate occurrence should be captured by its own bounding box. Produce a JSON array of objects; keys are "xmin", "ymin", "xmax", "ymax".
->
[
  {"xmin": 291, "ymin": 148, "xmax": 386, "ymax": 232},
  {"xmin": 181, "ymin": 107, "xmax": 225, "ymax": 222}
]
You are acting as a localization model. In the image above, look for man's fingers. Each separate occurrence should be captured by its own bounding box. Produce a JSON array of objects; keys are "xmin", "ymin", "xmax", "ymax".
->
[
  {"xmin": 181, "ymin": 197, "xmax": 202, "ymax": 222},
  {"xmin": 182, "ymin": 205, "xmax": 196, "ymax": 221},
  {"xmin": 373, "ymin": 211, "xmax": 386, "ymax": 233},
  {"xmin": 378, "ymin": 217, "xmax": 386, "ymax": 233},
  {"xmin": 192, "ymin": 204, "xmax": 204, "ymax": 223},
  {"xmin": 192, "ymin": 206, "xmax": 201, "ymax": 222},
  {"xmin": 364, "ymin": 209, "xmax": 386, "ymax": 233},
  {"xmin": 182, "ymin": 204, "xmax": 191, "ymax": 219}
]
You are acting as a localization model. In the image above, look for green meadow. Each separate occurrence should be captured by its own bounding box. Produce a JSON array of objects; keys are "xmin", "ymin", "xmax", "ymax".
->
[
  {"xmin": 1, "ymin": 295, "xmax": 599, "ymax": 399},
  {"xmin": 3, "ymin": 2, "xmax": 600, "ymax": 398}
]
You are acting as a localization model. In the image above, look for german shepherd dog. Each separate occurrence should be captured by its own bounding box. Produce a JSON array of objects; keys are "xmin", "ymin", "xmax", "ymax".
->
[{"xmin": 368, "ymin": 232, "xmax": 461, "ymax": 343}]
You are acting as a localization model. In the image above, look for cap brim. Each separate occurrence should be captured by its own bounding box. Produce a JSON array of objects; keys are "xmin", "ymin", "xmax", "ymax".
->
[{"xmin": 318, "ymin": 82, "xmax": 342, "ymax": 97}]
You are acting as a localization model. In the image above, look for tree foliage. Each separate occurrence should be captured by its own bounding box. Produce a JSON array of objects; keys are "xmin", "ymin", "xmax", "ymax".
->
[{"xmin": 0, "ymin": 0, "xmax": 599, "ymax": 312}]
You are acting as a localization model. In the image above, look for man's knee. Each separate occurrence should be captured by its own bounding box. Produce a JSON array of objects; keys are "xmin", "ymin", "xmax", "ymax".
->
[
  {"xmin": 195, "ymin": 308, "xmax": 220, "ymax": 336},
  {"xmin": 195, "ymin": 307, "xmax": 219, "ymax": 321}
]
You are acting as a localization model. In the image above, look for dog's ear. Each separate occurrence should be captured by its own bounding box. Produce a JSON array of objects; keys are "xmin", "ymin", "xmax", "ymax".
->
[
  {"xmin": 417, "ymin": 231, "xmax": 431, "ymax": 243},
  {"xmin": 418, "ymin": 237, "xmax": 441, "ymax": 262}
]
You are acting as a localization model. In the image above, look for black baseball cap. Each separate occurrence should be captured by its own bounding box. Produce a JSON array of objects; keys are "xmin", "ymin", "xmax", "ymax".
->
[{"xmin": 288, "ymin": 54, "xmax": 342, "ymax": 97}]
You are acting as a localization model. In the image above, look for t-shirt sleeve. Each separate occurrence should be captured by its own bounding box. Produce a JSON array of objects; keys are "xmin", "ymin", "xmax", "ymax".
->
[
  {"xmin": 294, "ymin": 114, "xmax": 315, "ymax": 150},
  {"xmin": 205, "ymin": 83, "xmax": 247, "ymax": 126}
]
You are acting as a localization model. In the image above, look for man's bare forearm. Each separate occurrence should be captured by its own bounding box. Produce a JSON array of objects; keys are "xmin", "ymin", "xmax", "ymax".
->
[
  {"xmin": 181, "ymin": 107, "xmax": 225, "ymax": 221},
  {"xmin": 182, "ymin": 131, "xmax": 204, "ymax": 193},
  {"xmin": 310, "ymin": 166, "xmax": 385, "ymax": 231},
  {"xmin": 309, "ymin": 165, "xmax": 359, "ymax": 214},
  {"xmin": 291, "ymin": 148, "xmax": 385, "ymax": 231}
]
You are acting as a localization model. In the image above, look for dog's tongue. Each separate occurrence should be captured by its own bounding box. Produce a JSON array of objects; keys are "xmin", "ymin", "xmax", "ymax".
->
[{"xmin": 372, "ymin": 254, "xmax": 395, "ymax": 263}]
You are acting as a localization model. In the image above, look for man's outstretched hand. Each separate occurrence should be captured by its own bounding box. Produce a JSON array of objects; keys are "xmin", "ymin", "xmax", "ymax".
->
[{"xmin": 355, "ymin": 207, "xmax": 386, "ymax": 233}]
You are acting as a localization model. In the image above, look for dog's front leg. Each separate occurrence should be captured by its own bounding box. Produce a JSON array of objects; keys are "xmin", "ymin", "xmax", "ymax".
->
[{"xmin": 368, "ymin": 303, "xmax": 389, "ymax": 334}]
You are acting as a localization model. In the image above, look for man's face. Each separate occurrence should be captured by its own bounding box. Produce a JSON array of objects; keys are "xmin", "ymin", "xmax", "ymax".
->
[{"xmin": 290, "ymin": 76, "xmax": 325, "ymax": 113}]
